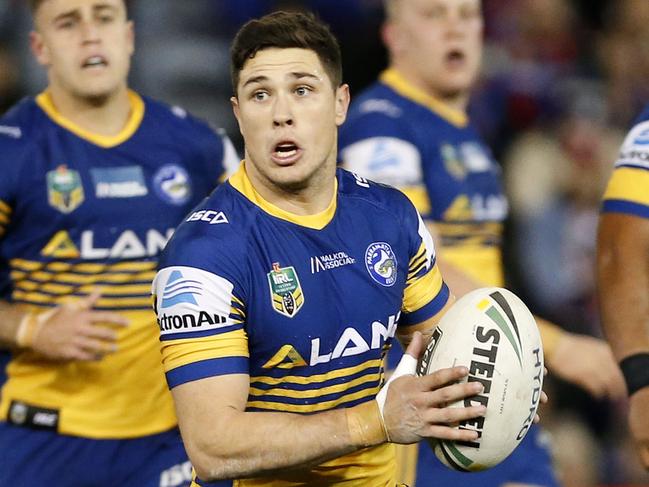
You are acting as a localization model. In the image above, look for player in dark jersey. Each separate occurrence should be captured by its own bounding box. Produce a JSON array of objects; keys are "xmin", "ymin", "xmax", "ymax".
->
[
  {"xmin": 599, "ymin": 104, "xmax": 649, "ymax": 472},
  {"xmin": 339, "ymin": 0, "xmax": 625, "ymax": 485},
  {"xmin": 0, "ymin": 1, "xmax": 238, "ymax": 486},
  {"xmin": 153, "ymin": 11, "xmax": 496, "ymax": 487}
]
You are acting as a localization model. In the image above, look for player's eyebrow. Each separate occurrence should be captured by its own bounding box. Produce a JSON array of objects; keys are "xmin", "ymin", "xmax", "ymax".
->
[
  {"xmin": 52, "ymin": 9, "xmax": 80, "ymax": 24},
  {"xmin": 52, "ymin": 4, "xmax": 118, "ymax": 24},
  {"xmin": 289, "ymin": 72, "xmax": 322, "ymax": 83},
  {"xmin": 242, "ymin": 75, "xmax": 269, "ymax": 88},
  {"xmin": 242, "ymin": 72, "xmax": 323, "ymax": 89}
]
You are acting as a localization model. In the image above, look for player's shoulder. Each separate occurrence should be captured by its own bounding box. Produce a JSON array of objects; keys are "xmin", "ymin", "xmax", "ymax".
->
[
  {"xmin": 159, "ymin": 182, "xmax": 252, "ymax": 268},
  {"xmin": 337, "ymin": 168, "xmax": 418, "ymax": 220},
  {"xmin": 0, "ymin": 98, "xmax": 43, "ymax": 163},
  {"xmin": 0, "ymin": 97, "xmax": 45, "ymax": 140},
  {"xmin": 633, "ymin": 103, "xmax": 649, "ymax": 125},
  {"xmin": 615, "ymin": 104, "xmax": 649, "ymax": 170},
  {"xmin": 142, "ymin": 95, "xmax": 226, "ymax": 143}
]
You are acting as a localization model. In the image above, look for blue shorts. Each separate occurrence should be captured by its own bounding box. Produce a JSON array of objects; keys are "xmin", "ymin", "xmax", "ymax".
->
[
  {"xmin": 411, "ymin": 425, "xmax": 559, "ymax": 487},
  {"xmin": 0, "ymin": 422, "xmax": 193, "ymax": 487}
]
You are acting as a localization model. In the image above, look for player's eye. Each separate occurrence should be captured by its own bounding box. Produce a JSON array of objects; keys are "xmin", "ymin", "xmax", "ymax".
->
[
  {"xmin": 253, "ymin": 91, "xmax": 269, "ymax": 101},
  {"xmin": 295, "ymin": 86, "xmax": 312, "ymax": 97},
  {"xmin": 98, "ymin": 14, "xmax": 115, "ymax": 23},
  {"xmin": 56, "ymin": 19, "xmax": 77, "ymax": 29}
]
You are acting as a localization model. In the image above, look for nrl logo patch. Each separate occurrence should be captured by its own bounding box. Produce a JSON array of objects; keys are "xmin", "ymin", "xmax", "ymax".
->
[
  {"xmin": 47, "ymin": 165, "xmax": 84, "ymax": 214},
  {"xmin": 267, "ymin": 262, "xmax": 304, "ymax": 318}
]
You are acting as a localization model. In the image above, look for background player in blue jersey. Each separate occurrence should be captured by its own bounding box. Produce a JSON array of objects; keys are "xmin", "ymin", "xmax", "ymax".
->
[
  {"xmin": 598, "ymin": 104, "xmax": 649, "ymax": 472},
  {"xmin": 0, "ymin": 1, "xmax": 238, "ymax": 486},
  {"xmin": 339, "ymin": 0, "xmax": 626, "ymax": 485},
  {"xmin": 151, "ymin": 11, "xmax": 512, "ymax": 487}
]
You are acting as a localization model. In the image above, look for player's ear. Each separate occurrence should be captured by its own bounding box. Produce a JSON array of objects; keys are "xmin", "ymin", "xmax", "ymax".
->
[
  {"xmin": 334, "ymin": 84, "xmax": 350, "ymax": 127},
  {"xmin": 126, "ymin": 20, "xmax": 135, "ymax": 56},
  {"xmin": 230, "ymin": 96, "xmax": 243, "ymax": 136},
  {"xmin": 30, "ymin": 30, "xmax": 50, "ymax": 67},
  {"xmin": 382, "ymin": 20, "xmax": 404, "ymax": 56}
]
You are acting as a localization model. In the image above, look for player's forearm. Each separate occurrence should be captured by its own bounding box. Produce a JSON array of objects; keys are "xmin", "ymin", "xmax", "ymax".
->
[
  {"xmin": 597, "ymin": 215, "xmax": 649, "ymax": 359},
  {"xmin": 0, "ymin": 300, "xmax": 28, "ymax": 347},
  {"xmin": 183, "ymin": 401, "xmax": 385, "ymax": 481}
]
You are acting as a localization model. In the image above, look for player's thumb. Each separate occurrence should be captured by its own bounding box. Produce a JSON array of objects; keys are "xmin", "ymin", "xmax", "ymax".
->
[
  {"xmin": 76, "ymin": 288, "xmax": 103, "ymax": 310},
  {"xmin": 404, "ymin": 330, "xmax": 424, "ymax": 360}
]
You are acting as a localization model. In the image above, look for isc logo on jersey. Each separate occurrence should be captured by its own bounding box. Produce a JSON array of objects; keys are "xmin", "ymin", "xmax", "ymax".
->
[
  {"xmin": 153, "ymin": 266, "xmax": 233, "ymax": 337},
  {"xmin": 41, "ymin": 228, "xmax": 175, "ymax": 259}
]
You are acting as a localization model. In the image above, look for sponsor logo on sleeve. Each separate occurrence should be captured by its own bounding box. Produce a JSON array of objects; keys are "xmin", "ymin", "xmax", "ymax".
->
[
  {"xmin": 617, "ymin": 121, "xmax": 649, "ymax": 168},
  {"xmin": 154, "ymin": 266, "xmax": 233, "ymax": 336},
  {"xmin": 365, "ymin": 242, "xmax": 398, "ymax": 287},
  {"xmin": 0, "ymin": 125, "xmax": 21, "ymax": 138},
  {"xmin": 186, "ymin": 210, "xmax": 229, "ymax": 225}
]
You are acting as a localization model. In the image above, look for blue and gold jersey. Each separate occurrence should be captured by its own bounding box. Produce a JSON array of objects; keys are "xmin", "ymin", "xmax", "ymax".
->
[
  {"xmin": 153, "ymin": 163, "xmax": 450, "ymax": 486},
  {"xmin": 339, "ymin": 69, "xmax": 508, "ymax": 286},
  {"xmin": 0, "ymin": 91, "xmax": 239, "ymax": 438},
  {"xmin": 602, "ymin": 104, "xmax": 649, "ymax": 217}
]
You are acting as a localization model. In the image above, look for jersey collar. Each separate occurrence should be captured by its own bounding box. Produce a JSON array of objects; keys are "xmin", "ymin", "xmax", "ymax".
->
[
  {"xmin": 229, "ymin": 162, "xmax": 337, "ymax": 230},
  {"xmin": 380, "ymin": 68, "xmax": 468, "ymax": 128},
  {"xmin": 36, "ymin": 90, "xmax": 145, "ymax": 148}
]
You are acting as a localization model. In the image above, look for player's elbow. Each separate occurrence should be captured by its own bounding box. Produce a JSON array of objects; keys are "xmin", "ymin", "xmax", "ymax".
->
[{"xmin": 185, "ymin": 440, "xmax": 233, "ymax": 481}]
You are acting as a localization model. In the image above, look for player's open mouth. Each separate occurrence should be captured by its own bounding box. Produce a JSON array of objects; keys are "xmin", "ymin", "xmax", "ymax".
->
[
  {"xmin": 446, "ymin": 49, "xmax": 465, "ymax": 65},
  {"xmin": 82, "ymin": 56, "xmax": 108, "ymax": 69},
  {"xmin": 271, "ymin": 141, "xmax": 302, "ymax": 164}
]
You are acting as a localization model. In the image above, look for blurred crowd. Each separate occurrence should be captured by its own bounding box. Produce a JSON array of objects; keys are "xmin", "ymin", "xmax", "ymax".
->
[{"xmin": 1, "ymin": 0, "xmax": 648, "ymax": 485}]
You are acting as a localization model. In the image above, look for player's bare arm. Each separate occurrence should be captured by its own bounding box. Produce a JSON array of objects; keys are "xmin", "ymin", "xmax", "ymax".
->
[
  {"xmin": 0, "ymin": 290, "xmax": 127, "ymax": 361},
  {"xmin": 171, "ymin": 329, "xmax": 486, "ymax": 482},
  {"xmin": 598, "ymin": 212, "xmax": 649, "ymax": 468}
]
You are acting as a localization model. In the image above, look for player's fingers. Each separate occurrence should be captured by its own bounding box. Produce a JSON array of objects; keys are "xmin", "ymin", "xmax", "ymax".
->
[
  {"xmin": 404, "ymin": 331, "xmax": 424, "ymax": 359},
  {"xmin": 423, "ymin": 424, "xmax": 479, "ymax": 442},
  {"xmin": 639, "ymin": 444, "xmax": 649, "ymax": 470},
  {"xmin": 423, "ymin": 404, "xmax": 486, "ymax": 425},
  {"xmin": 76, "ymin": 336, "xmax": 117, "ymax": 355},
  {"xmin": 81, "ymin": 325, "xmax": 119, "ymax": 343},
  {"xmin": 540, "ymin": 390, "xmax": 548, "ymax": 404},
  {"xmin": 606, "ymin": 368, "xmax": 627, "ymax": 400},
  {"xmin": 66, "ymin": 347, "xmax": 102, "ymax": 362},
  {"xmin": 426, "ymin": 381, "xmax": 484, "ymax": 407},
  {"xmin": 86, "ymin": 311, "xmax": 129, "ymax": 326},
  {"xmin": 421, "ymin": 366, "xmax": 470, "ymax": 390},
  {"xmin": 74, "ymin": 288, "xmax": 104, "ymax": 311}
]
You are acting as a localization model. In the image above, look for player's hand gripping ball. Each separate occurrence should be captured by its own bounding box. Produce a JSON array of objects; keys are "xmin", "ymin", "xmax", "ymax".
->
[{"xmin": 418, "ymin": 287, "xmax": 544, "ymax": 471}]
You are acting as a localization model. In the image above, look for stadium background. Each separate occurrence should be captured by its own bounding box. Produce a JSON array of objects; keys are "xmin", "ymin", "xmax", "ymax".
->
[{"xmin": 0, "ymin": 0, "xmax": 648, "ymax": 485}]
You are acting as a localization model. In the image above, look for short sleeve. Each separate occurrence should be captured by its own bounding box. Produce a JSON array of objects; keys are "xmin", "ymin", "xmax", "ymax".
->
[
  {"xmin": 602, "ymin": 111, "xmax": 649, "ymax": 218},
  {"xmin": 339, "ymin": 106, "xmax": 431, "ymax": 217},
  {"xmin": 152, "ymin": 228, "xmax": 249, "ymax": 389},
  {"xmin": 398, "ymin": 199, "xmax": 450, "ymax": 326}
]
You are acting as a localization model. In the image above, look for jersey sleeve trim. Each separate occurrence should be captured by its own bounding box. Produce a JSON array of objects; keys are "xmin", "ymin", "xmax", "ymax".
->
[
  {"xmin": 400, "ymin": 282, "xmax": 450, "ymax": 326},
  {"xmin": 161, "ymin": 329, "xmax": 249, "ymax": 372},
  {"xmin": 165, "ymin": 356, "xmax": 249, "ymax": 389},
  {"xmin": 601, "ymin": 200, "xmax": 649, "ymax": 219}
]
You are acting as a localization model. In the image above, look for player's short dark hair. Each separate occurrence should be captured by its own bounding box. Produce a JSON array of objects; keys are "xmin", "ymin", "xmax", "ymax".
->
[{"xmin": 230, "ymin": 11, "xmax": 343, "ymax": 94}]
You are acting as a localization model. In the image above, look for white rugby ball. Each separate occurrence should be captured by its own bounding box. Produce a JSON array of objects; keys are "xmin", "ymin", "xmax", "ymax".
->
[{"xmin": 417, "ymin": 287, "xmax": 544, "ymax": 472}]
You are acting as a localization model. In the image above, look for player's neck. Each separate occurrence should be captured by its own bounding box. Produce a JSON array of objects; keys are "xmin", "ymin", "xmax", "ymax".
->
[
  {"xmin": 390, "ymin": 63, "xmax": 470, "ymax": 113},
  {"xmin": 46, "ymin": 84, "xmax": 133, "ymax": 137},
  {"xmin": 244, "ymin": 157, "xmax": 337, "ymax": 217}
]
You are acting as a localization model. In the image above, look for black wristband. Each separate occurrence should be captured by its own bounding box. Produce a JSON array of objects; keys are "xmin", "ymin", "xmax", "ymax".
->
[{"xmin": 620, "ymin": 353, "xmax": 649, "ymax": 396}]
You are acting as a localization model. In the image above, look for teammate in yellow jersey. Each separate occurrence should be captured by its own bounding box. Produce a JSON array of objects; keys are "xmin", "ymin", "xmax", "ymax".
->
[
  {"xmin": 598, "ymin": 103, "xmax": 649, "ymax": 471},
  {"xmin": 0, "ymin": 0, "xmax": 237, "ymax": 485},
  {"xmin": 339, "ymin": 0, "xmax": 626, "ymax": 485},
  {"xmin": 151, "ymin": 11, "xmax": 510, "ymax": 487}
]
